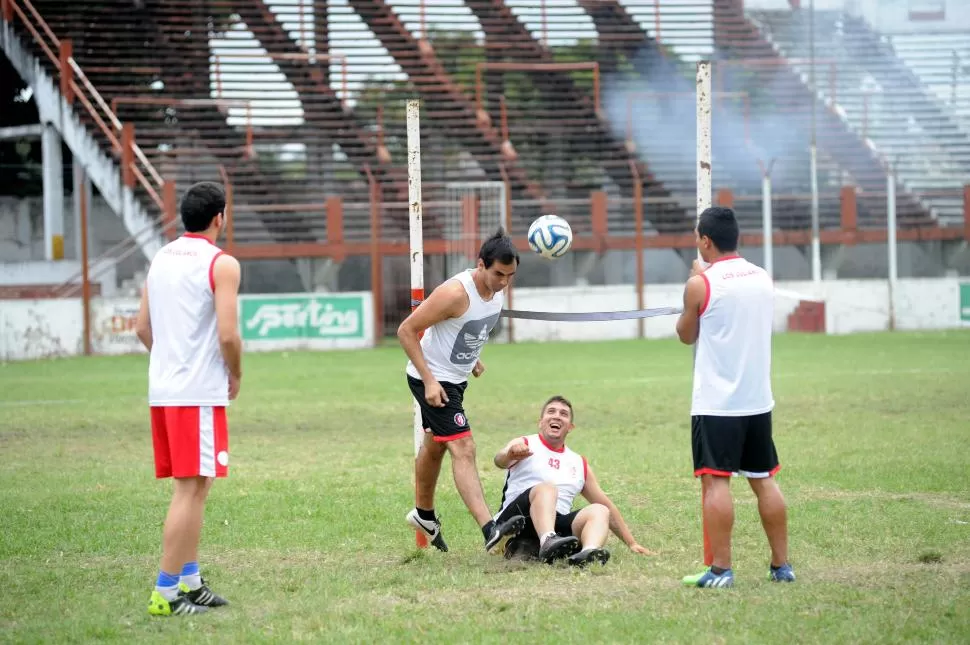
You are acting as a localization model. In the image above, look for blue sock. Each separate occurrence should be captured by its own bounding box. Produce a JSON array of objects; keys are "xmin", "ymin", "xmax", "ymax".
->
[
  {"xmin": 180, "ymin": 561, "xmax": 202, "ymax": 591},
  {"xmin": 155, "ymin": 570, "xmax": 180, "ymax": 601}
]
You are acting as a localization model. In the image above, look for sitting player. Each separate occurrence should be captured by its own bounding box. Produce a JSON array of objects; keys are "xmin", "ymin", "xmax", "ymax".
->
[{"xmin": 492, "ymin": 395, "xmax": 655, "ymax": 565}]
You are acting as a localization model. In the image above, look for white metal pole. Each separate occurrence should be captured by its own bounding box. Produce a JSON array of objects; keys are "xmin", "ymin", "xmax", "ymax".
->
[
  {"xmin": 887, "ymin": 165, "xmax": 898, "ymax": 330},
  {"xmin": 809, "ymin": 0, "xmax": 821, "ymax": 284},
  {"xmin": 406, "ymin": 99, "xmax": 425, "ymax": 459},
  {"xmin": 810, "ymin": 144, "xmax": 821, "ymax": 282},
  {"xmin": 763, "ymin": 172, "xmax": 773, "ymax": 279},
  {"xmin": 406, "ymin": 99, "xmax": 428, "ymax": 551},
  {"xmin": 697, "ymin": 61, "xmax": 712, "ymax": 221},
  {"xmin": 695, "ymin": 59, "xmax": 713, "ymax": 569}
]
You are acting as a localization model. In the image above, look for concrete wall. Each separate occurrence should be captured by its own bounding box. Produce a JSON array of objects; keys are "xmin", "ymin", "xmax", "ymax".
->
[
  {"xmin": 504, "ymin": 277, "xmax": 970, "ymax": 343},
  {"xmin": 0, "ymin": 194, "xmax": 140, "ymax": 291},
  {"xmin": 1, "ymin": 279, "xmax": 967, "ymax": 361}
]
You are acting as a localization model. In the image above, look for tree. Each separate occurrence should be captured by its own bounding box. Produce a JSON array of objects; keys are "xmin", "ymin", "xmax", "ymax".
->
[{"xmin": 0, "ymin": 55, "xmax": 42, "ymax": 198}]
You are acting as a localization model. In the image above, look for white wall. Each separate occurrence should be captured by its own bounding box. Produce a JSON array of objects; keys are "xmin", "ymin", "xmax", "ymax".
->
[
  {"xmin": 0, "ymin": 298, "xmax": 85, "ymax": 361},
  {"xmin": 0, "ymin": 259, "xmax": 118, "ymax": 296},
  {"xmin": 893, "ymin": 278, "xmax": 962, "ymax": 330},
  {"xmin": 506, "ymin": 277, "xmax": 969, "ymax": 343},
  {"xmin": 0, "ymin": 291, "xmax": 376, "ymax": 361},
  {"xmin": 0, "ymin": 279, "xmax": 967, "ymax": 360}
]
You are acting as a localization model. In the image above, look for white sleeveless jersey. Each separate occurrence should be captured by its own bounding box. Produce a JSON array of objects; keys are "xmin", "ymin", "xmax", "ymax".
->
[
  {"xmin": 406, "ymin": 269, "xmax": 503, "ymax": 384},
  {"xmin": 146, "ymin": 234, "xmax": 229, "ymax": 407},
  {"xmin": 496, "ymin": 433, "xmax": 587, "ymax": 517},
  {"xmin": 691, "ymin": 255, "xmax": 775, "ymax": 416}
]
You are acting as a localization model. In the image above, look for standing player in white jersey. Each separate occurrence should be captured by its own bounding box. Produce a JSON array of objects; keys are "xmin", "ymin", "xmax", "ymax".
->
[
  {"xmin": 675, "ymin": 206, "xmax": 795, "ymax": 589},
  {"xmin": 492, "ymin": 396, "xmax": 655, "ymax": 565},
  {"xmin": 134, "ymin": 181, "xmax": 242, "ymax": 616},
  {"xmin": 398, "ymin": 229, "xmax": 527, "ymax": 554}
]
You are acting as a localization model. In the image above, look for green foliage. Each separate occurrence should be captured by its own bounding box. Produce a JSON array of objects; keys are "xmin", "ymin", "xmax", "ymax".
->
[{"xmin": 0, "ymin": 56, "xmax": 42, "ymax": 197}]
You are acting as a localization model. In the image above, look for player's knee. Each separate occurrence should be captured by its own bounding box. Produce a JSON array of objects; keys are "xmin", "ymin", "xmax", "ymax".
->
[
  {"xmin": 173, "ymin": 476, "xmax": 210, "ymax": 500},
  {"xmin": 446, "ymin": 436, "xmax": 477, "ymax": 460},
  {"xmin": 588, "ymin": 503, "xmax": 610, "ymax": 522}
]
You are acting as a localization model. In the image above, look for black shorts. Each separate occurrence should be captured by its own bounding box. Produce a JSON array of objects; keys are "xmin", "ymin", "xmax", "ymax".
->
[
  {"xmin": 691, "ymin": 412, "xmax": 781, "ymax": 478},
  {"xmin": 496, "ymin": 487, "xmax": 580, "ymax": 559},
  {"xmin": 407, "ymin": 375, "xmax": 471, "ymax": 442}
]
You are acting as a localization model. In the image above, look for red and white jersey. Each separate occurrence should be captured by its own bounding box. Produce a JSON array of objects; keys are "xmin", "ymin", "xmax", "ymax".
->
[
  {"xmin": 146, "ymin": 233, "xmax": 229, "ymax": 407},
  {"xmin": 691, "ymin": 255, "xmax": 775, "ymax": 417},
  {"xmin": 496, "ymin": 433, "xmax": 588, "ymax": 517}
]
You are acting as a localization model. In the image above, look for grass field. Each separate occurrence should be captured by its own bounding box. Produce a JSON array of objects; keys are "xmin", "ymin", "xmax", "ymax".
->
[{"xmin": 1, "ymin": 331, "xmax": 969, "ymax": 643}]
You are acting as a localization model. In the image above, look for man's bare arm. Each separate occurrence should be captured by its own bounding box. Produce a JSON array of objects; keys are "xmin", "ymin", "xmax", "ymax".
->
[
  {"xmin": 581, "ymin": 467, "xmax": 654, "ymax": 554},
  {"xmin": 213, "ymin": 254, "xmax": 243, "ymax": 379},
  {"xmin": 675, "ymin": 275, "xmax": 706, "ymax": 345},
  {"xmin": 134, "ymin": 284, "xmax": 152, "ymax": 351},
  {"xmin": 494, "ymin": 437, "xmax": 532, "ymax": 469},
  {"xmin": 397, "ymin": 280, "xmax": 466, "ymax": 383}
]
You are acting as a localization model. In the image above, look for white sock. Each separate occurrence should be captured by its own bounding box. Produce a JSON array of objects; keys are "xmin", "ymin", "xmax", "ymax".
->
[
  {"xmin": 180, "ymin": 572, "xmax": 203, "ymax": 591},
  {"xmin": 155, "ymin": 582, "xmax": 179, "ymax": 601},
  {"xmin": 155, "ymin": 571, "xmax": 180, "ymax": 601},
  {"xmin": 539, "ymin": 531, "xmax": 556, "ymax": 548}
]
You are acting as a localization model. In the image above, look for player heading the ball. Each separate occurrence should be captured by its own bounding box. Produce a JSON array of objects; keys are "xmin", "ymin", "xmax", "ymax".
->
[{"xmin": 398, "ymin": 228, "xmax": 527, "ymax": 554}]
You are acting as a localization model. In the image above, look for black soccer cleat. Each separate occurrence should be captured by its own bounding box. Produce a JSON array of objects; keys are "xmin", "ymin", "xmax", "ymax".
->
[
  {"xmin": 538, "ymin": 535, "xmax": 582, "ymax": 563},
  {"xmin": 503, "ymin": 535, "xmax": 541, "ymax": 561},
  {"xmin": 406, "ymin": 508, "xmax": 449, "ymax": 552},
  {"xmin": 148, "ymin": 590, "xmax": 208, "ymax": 617},
  {"xmin": 178, "ymin": 579, "xmax": 229, "ymax": 607},
  {"xmin": 568, "ymin": 547, "xmax": 611, "ymax": 567},
  {"xmin": 484, "ymin": 515, "xmax": 526, "ymax": 554}
]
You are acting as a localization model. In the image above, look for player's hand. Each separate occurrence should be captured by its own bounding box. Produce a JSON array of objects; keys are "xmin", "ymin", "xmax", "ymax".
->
[
  {"xmin": 507, "ymin": 441, "xmax": 532, "ymax": 461},
  {"xmin": 228, "ymin": 373, "xmax": 241, "ymax": 400},
  {"xmin": 472, "ymin": 359, "xmax": 485, "ymax": 378},
  {"xmin": 629, "ymin": 543, "xmax": 656, "ymax": 556},
  {"xmin": 424, "ymin": 379, "xmax": 449, "ymax": 407},
  {"xmin": 690, "ymin": 259, "xmax": 708, "ymax": 277}
]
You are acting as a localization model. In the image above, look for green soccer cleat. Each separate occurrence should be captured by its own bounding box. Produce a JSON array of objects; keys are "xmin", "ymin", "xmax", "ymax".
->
[
  {"xmin": 681, "ymin": 567, "xmax": 712, "ymax": 586},
  {"xmin": 147, "ymin": 590, "xmax": 208, "ymax": 617}
]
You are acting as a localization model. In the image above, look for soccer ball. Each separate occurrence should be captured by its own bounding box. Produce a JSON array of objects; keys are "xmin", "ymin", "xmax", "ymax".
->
[{"xmin": 528, "ymin": 214, "xmax": 573, "ymax": 259}]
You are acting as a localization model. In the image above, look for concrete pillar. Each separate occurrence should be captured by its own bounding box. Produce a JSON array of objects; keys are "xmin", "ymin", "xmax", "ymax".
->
[
  {"xmin": 72, "ymin": 162, "xmax": 93, "ymax": 261},
  {"xmin": 16, "ymin": 199, "xmax": 32, "ymax": 250},
  {"xmin": 42, "ymin": 123, "xmax": 64, "ymax": 260}
]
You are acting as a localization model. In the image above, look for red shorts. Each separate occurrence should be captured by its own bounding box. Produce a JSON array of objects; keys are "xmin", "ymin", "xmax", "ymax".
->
[{"xmin": 151, "ymin": 406, "xmax": 229, "ymax": 479}]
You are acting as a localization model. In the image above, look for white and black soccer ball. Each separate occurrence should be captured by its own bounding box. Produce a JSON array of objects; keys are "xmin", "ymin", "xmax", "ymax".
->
[{"xmin": 527, "ymin": 214, "xmax": 573, "ymax": 259}]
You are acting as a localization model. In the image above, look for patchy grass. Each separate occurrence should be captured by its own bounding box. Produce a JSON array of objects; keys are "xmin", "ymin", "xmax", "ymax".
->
[{"xmin": 1, "ymin": 331, "xmax": 969, "ymax": 643}]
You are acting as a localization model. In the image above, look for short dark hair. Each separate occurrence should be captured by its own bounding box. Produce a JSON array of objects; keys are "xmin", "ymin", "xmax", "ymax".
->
[
  {"xmin": 540, "ymin": 395, "xmax": 574, "ymax": 422},
  {"xmin": 478, "ymin": 227, "xmax": 519, "ymax": 268},
  {"xmin": 697, "ymin": 206, "xmax": 739, "ymax": 253},
  {"xmin": 180, "ymin": 181, "xmax": 226, "ymax": 233}
]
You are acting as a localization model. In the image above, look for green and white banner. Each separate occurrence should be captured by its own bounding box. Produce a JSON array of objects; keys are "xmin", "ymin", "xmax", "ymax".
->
[{"xmin": 239, "ymin": 292, "xmax": 374, "ymax": 349}]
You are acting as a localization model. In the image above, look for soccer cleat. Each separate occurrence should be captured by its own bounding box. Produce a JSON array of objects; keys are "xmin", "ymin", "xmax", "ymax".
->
[
  {"xmin": 406, "ymin": 508, "xmax": 449, "ymax": 552},
  {"xmin": 768, "ymin": 563, "xmax": 796, "ymax": 582},
  {"xmin": 688, "ymin": 567, "xmax": 735, "ymax": 589},
  {"xmin": 503, "ymin": 536, "xmax": 541, "ymax": 561},
  {"xmin": 538, "ymin": 535, "xmax": 582, "ymax": 563},
  {"xmin": 178, "ymin": 579, "xmax": 229, "ymax": 607},
  {"xmin": 484, "ymin": 515, "xmax": 526, "ymax": 554},
  {"xmin": 681, "ymin": 568, "xmax": 711, "ymax": 586},
  {"xmin": 147, "ymin": 590, "xmax": 208, "ymax": 617},
  {"xmin": 567, "ymin": 547, "xmax": 611, "ymax": 567}
]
